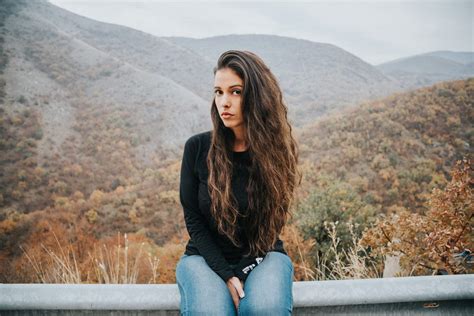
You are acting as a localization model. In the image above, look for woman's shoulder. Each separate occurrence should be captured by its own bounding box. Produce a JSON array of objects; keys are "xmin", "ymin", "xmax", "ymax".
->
[
  {"xmin": 184, "ymin": 130, "xmax": 212, "ymax": 155},
  {"xmin": 187, "ymin": 130, "xmax": 212, "ymax": 144}
]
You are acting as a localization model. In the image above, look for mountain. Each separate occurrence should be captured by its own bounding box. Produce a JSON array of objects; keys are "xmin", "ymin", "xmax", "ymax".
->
[
  {"xmin": 4, "ymin": 0, "xmax": 400, "ymax": 168},
  {"xmin": 163, "ymin": 34, "xmax": 402, "ymax": 126},
  {"xmin": 425, "ymin": 51, "xmax": 474, "ymax": 65},
  {"xmin": 4, "ymin": 0, "xmax": 215, "ymax": 165},
  {"xmin": 376, "ymin": 51, "xmax": 474, "ymax": 89},
  {"xmin": 296, "ymin": 78, "xmax": 473, "ymax": 214},
  {"xmin": 5, "ymin": 0, "xmax": 469, "ymax": 168},
  {"xmin": 1, "ymin": 0, "xmax": 471, "ymax": 213},
  {"xmin": 1, "ymin": 0, "xmax": 215, "ymax": 213}
]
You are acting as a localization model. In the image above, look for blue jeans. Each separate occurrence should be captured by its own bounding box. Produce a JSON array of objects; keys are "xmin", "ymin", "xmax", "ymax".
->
[{"xmin": 175, "ymin": 251, "xmax": 294, "ymax": 315}]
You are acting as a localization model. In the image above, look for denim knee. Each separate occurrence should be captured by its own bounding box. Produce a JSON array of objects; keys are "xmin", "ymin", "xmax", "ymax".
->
[
  {"xmin": 176, "ymin": 254, "xmax": 237, "ymax": 316},
  {"xmin": 237, "ymin": 252, "xmax": 293, "ymax": 316},
  {"xmin": 239, "ymin": 297, "xmax": 292, "ymax": 316}
]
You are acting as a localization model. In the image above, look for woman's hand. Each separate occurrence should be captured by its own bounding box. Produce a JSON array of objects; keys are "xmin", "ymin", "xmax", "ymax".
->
[{"xmin": 226, "ymin": 276, "xmax": 245, "ymax": 310}]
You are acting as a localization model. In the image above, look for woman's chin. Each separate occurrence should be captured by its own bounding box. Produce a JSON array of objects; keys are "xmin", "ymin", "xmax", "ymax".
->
[
  {"xmin": 221, "ymin": 120, "xmax": 243, "ymax": 130},
  {"xmin": 222, "ymin": 121, "xmax": 233, "ymax": 128}
]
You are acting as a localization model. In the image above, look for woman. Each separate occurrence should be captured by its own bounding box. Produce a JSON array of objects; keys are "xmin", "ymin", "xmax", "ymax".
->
[{"xmin": 176, "ymin": 50, "xmax": 302, "ymax": 315}]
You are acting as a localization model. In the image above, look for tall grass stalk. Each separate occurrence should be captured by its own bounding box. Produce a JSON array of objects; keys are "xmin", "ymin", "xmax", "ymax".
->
[
  {"xmin": 312, "ymin": 220, "xmax": 382, "ymax": 280},
  {"xmin": 20, "ymin": 230, "xmax": 81, "ymax": 283},
  {"xmin": 92, "ymin": 232, "xmax": 145, "ymax": 283}
]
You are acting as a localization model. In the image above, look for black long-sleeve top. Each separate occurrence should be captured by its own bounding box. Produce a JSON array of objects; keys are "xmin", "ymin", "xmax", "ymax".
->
[{"xmin": 179, "ymin": 130, "xmax": 287, "ymax": 282}]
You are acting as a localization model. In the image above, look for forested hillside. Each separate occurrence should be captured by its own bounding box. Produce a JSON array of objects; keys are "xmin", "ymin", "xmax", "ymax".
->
[
  {"xmin": 292, "ymin": 78, "xmax": 472, "ymax": 277},
  {"xmin": 1, "ymin": 78, "xmax": 471, "ymax": 282},
  {"xmin": 297, "ymin": 78, "xmax": 472, "ymax": 215}
]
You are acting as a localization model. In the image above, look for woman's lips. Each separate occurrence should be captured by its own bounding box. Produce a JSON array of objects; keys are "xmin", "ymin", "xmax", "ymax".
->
[{"xmin": 222, "ymin": 113, "xmax": 233, "ymax": 118}]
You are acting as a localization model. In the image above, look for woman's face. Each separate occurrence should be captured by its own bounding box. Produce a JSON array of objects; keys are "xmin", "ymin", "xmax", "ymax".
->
[{"xmin": 214, "ymin": 67, "xmax": 244, "ymax": 130}]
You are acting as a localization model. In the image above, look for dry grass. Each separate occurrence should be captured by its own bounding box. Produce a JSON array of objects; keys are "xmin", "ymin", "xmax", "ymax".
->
[
  {"xmin": 91, "ymin": 232, "xmax": 156, "ymax": 284},
  {"xmin": 281, "ymin": 223, "xmax": 317, "ymax": 281},
  {"xmin": 20, "ymin": 221, "xmax": 381, "ymax": 283},
  {"xmin": 20, "ymin": 231, "xmax": 161, "ymax": 284},
  {"xmin": 303, "ymin": 220, "xmax": 383, "ymax": 281},
  {"xmin": 283, "ymin": 220, "xmax": 382, "ymax": 281},
  {"xmin": 20, "ymin": 231, "xmax": 81, "ymax": 283}
]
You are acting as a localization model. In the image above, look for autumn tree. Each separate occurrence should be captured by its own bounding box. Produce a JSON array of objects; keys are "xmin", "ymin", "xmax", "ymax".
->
[{"xmin": 361, "ymin": 158, "xmax": 473, "ymax": 275}]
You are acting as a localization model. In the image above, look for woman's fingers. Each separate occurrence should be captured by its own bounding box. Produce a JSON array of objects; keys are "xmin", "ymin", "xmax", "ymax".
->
[
  {"xmin": 226, "ymin": 281, "xmax": 240, "ymax": 310},
  {"xmin": 226, "ymin": 276, "xmax": 245, "ymax": 310},
  {"xmin": 232, "ymin": 277, "xmax": 245, "ymax": 298}
]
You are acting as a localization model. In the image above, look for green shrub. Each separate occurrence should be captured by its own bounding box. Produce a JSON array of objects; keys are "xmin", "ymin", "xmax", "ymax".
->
[{"xmin": 295, "ymin": 174, "xmax": 376, "ymax": 271}]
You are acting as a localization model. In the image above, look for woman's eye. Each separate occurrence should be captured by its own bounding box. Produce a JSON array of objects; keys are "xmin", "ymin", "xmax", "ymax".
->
[{"xmin": 214, "ymin": 90, "xmax": 241, "ymax": 95}]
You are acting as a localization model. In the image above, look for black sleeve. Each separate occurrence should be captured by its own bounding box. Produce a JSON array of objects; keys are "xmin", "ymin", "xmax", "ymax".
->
[{"xmin": 179, "ymin": 136, "xmax": 235, "ymax": 282}]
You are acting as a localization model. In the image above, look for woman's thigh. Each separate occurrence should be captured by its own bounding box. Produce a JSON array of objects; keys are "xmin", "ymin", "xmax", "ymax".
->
[
  {"xmin": 175, "ymin": 254, "xmax": 237, "ymax": 316},
  {"xmin": 238, "ymin": 251, "xmax": 294, "ymax": 316}
]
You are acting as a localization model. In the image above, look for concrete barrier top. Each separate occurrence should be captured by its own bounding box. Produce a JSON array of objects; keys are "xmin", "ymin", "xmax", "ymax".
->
[{"xmin": 0, "ymin": 274, "xmax": 473, "ymax": 310}]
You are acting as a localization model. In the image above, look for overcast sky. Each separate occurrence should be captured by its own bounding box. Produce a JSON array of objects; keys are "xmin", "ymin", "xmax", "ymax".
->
[{"xmin": 48, "ymin": 0, "xmax": 473, "ymax": 65}]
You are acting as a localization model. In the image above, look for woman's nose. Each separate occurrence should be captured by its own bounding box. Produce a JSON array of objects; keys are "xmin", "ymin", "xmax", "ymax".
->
[{"xmin": 221, "ymin": 94, "xmax": 231, "ymax": 107}]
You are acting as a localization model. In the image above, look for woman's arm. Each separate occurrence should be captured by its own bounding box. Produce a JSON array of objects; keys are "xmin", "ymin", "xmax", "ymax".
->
[{"xmin": 179, "ymin": 135, "xmax": 235, "ymax": 282}]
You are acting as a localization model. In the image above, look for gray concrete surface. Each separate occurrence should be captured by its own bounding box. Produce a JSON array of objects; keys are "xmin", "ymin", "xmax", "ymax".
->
[{"xmin": 1, "ymin": 275, "xmax": 473, "ymax": 315}]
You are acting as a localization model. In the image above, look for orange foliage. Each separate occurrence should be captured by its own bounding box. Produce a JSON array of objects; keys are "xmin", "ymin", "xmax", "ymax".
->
[
  {"xmin": 280, "ymin": 223, "xmax": 317, "ymax": 281},
  {"xmin": 361, "ymin": 158, "xmax": 473, "ymax": 275}
]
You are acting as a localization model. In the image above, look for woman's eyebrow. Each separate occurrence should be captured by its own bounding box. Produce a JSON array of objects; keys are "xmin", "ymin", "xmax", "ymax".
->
[{"xmin": 214, "ymin": 84, "xmax": 243, "ymax": 89}]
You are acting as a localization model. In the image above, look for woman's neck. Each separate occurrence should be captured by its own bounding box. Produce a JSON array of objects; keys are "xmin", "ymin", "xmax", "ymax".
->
[{"xmin": 232, "ymin": 126, "xmax": 248, "ymax": 151}]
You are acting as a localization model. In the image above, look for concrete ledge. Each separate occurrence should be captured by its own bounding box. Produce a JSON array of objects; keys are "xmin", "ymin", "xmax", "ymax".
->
[
  {"xmin": 294, "ymin": 274, "xmax": 473, "ymax": 306},
  {"xmin": 1, "ymin": 275, "xmax": 473, "ymax": 315}
]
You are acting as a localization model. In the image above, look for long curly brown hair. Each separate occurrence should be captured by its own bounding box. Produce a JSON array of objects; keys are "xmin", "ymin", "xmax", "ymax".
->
[{"xmin": 207, "ymin": 50, "xmax": 302, "ymax": 257}]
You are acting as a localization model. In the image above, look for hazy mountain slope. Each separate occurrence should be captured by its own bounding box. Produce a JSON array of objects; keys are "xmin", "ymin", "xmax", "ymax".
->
[
  {"xmin": 30, "ymin": 0, "xmax": 216, "ymax": 102},
  {"xmin": 425, "ymin": 51, "xmax": 473, "ymax": 65},
  {"xmin": 376, "ymin": 51, "xmax": 474, "ymax": 89},
  {"xmin": 0, "ymin": 0, "xmax": 213, "ymax": 216},
  {"xmin": 4, "ymin": 0, "xmax": 212, "ymax": 166},
  {"xmin": 378, "ymin": 55, "xmax": 467, "ymax": 75},
  {"xmin": 164, "ymin": 34, "xmax": 402, "ymax": 127}
]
